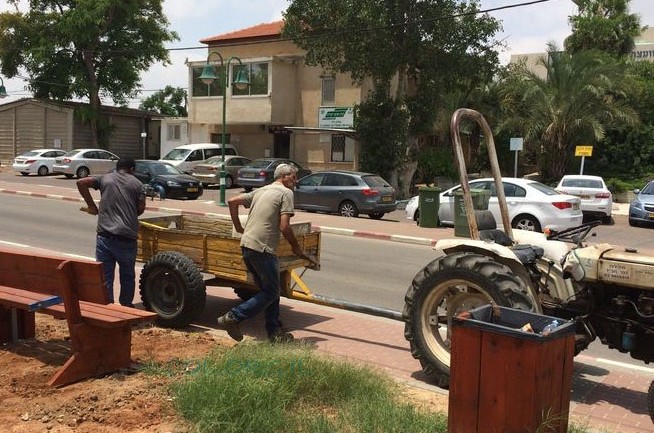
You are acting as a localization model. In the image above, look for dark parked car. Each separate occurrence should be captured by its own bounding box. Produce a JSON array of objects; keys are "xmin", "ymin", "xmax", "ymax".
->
[
  {"xmin": 133, "ymin": 160, "xmax": 203, "ymax": 200},
  {"xmin": 191, "ymin": 155, "xmax": 252, "ymax": 188},
  {"xmin": 237, "ymin": 158, "xmax": 311, "ymax": 191},
  {"xmin": 294, "ymin": 170, "xmax": 397, "ymax": 219},
  {"xmin": 629, "ymin": 180, "xmax": 654, "ymax": 227}
]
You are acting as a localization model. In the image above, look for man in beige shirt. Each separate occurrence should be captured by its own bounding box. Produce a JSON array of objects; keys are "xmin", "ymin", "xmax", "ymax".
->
[{"xmin": 218, "ymin": 163, "xmax": 314, "ymax": 342}]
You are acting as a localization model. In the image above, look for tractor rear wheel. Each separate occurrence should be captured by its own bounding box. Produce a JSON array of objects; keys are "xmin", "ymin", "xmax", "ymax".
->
[
  {"xmin": 139, "ymin": 251, "xmax": 206, "ymax": 328},
  {"xmin": 403, "ymin": 251, "xmax": 538, "ymax": 388},
  {"xmin": 648, "ymin": 380, "xmax": 654, "ymax": 423}
]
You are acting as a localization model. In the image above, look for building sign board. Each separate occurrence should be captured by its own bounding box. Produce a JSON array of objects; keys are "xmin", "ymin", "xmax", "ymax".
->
[{"xmin": 318, "ymin": 107, "xmax": 354, "ymax": 129}]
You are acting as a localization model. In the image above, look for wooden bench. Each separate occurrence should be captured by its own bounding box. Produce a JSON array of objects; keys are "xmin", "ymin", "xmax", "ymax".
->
[{"xmin": 0, "ymin": 247, "xmax": 157, "ymax": 387}]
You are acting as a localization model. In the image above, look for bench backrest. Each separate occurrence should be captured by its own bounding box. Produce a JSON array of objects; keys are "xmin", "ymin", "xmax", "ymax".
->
[{"xmin": 0, "ymin": 248, "xmax": 108, "ymax": 304}]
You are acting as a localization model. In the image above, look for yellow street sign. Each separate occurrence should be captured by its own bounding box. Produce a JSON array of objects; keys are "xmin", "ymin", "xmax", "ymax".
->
[{"xmin": 575, "ymin": 146, "xmax": 593, "ymax": 157}]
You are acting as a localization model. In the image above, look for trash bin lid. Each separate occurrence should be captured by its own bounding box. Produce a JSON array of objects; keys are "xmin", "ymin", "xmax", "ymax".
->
[{"xmin": 453, "ymin": 304, "xmax": 575, "ymax": 341}]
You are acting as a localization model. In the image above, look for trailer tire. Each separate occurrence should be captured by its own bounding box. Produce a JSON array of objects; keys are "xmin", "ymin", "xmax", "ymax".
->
[
  {"xmin": 403, "ymin": 251, "xmax": 537, "ymax": 388},
  {"xmin": 139, "ymin": 251, "xmax": 206, "ymax": 328}
]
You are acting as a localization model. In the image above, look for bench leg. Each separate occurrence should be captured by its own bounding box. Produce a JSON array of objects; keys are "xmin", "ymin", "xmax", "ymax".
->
[
  {"xmin": 0, "ymin": 307, "xmax": 36, "ymax": 343},
  {"xmin": 48, "ymin": 323, "xmax": 132, "ymax": 387}
]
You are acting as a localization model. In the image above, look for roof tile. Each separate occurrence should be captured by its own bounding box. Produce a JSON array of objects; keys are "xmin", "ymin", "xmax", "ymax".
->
[{"xmin": 200, "ymin": 20, "xmax": 284, "ymax": 44}]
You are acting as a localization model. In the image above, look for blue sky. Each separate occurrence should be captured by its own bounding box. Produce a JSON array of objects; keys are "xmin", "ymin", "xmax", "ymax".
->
[{"xmin": 1, "ymin": 0, "xmax": 654, "ymax": 107}]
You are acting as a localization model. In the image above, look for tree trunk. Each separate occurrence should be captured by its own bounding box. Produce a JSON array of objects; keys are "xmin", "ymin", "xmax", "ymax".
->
[{"xmin": 82, "ymin": 50, "xmax": 102, "ymax": 148}]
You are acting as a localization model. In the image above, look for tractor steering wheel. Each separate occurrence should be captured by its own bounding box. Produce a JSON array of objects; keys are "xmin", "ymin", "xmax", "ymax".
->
[{"xmin": 546, "ymin": 220, "xmax": 602, "ymax": 246}]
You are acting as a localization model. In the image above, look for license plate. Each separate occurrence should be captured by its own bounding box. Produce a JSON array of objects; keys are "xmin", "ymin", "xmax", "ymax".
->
[
  {"xmin": 579, "ymin": 194, "xmax": 590, "ymax": 199},
  {"xmin": 649, "ymin": 212, "xmax": 654, "ymax": 219},
  {"xmin": 187, "ymin": 187, "xmax": 198, "ymax": 192},
  {"xmin": 382, "ymin": 196, "xmax": 392, "ymax": 203},
  {"xmin": 242, "ymin": 173, "xmax": 254, "ymax": 178}
]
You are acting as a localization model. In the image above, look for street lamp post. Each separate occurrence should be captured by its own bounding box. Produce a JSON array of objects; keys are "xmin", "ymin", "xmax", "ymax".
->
[{"xmin": 198, "ymin": 52, "xmax": 249, "ymax": 206}]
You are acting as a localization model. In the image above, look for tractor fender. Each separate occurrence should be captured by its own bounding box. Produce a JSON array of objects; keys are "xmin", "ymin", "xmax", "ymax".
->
[{"xmin": 434, "ymin": 239, "xmax": 540, "ymax": 308}]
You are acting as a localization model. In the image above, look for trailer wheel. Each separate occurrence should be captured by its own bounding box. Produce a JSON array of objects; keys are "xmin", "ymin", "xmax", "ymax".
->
[
  {"xmin": 403, "ymin": 251, "xmax": 537, "ymax": 388},
  {"xmin": 648, "ymin": 380, "xmax": 654, "ymax": 423},
  {"xmin": 139, "ymin": 251, "xmax": 206, "ymax": 328}
]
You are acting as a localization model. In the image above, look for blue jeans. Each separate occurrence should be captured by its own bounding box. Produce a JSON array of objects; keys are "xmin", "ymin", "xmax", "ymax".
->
[
  {"xmin": 96, "ymin": 233, "xmax": 137, "ymax": 306},
  {"xmin": 231, "ymin": 247, "xmax": 282, "ymax": 336}
]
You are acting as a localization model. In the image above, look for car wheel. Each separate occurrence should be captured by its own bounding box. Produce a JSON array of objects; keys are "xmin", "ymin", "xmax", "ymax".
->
[
  {"xmin": 225, "ymin": 175, "xmax": 234, "ymax": 189},
  {"xmin": 76, "ymin": 166, "xmax": 90, "ymax": 178},
  {"xmin": 338, "ymin": 200, "xmax": 359, "ymax": 218},
  {"xmin": 369, "ymin": 212, "xmax": 384, "ymax": 220},
  {"xmin": 20, "ymin": 172, "xmax": 29, "ymax": 176},
  {"xmin": 512, "ymin": 214, "xmax": 541, "ymax": 232},
  {"xmin": 37, "ymin": 166, "xmax": 49, "ymax": 176}
]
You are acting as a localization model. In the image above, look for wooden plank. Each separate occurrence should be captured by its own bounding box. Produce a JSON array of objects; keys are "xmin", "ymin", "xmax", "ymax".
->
[{"xmin": 448, "ymin": 325, "xmax": 482, "ymax": 433}]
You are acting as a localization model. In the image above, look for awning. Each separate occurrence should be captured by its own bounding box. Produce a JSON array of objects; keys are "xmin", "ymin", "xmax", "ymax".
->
[{"xmin": 284, "ymin": 126, "xmax": 358, "ymax": 140}]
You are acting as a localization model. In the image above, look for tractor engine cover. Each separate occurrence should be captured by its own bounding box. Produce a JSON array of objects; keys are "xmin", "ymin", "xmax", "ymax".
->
[{"xmin": 597, "ymin": 249, "xmax": 654, "ymax": 290}]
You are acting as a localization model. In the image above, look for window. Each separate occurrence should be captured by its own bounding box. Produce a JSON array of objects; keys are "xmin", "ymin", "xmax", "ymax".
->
[
  {"xmin": 191, "ymin": 65, "xmax": 224, "ymax": 97},
  {"xmin": 321, "ymin": 76, "xmax": 335, "ymax": 106},
  {"xmin": 233, "ymin": 62, "xmax": 269, "ymax": 96},
  {"xmin": 330, "ymin": 134, "xmax": 354, "ymax": 162},
  {"xmin": 167, "ymin": 124, "xmax": 181, "ymax": 141}
]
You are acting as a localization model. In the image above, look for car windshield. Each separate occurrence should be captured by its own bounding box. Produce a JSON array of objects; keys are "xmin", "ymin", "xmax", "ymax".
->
[
  {"xmin": 204, "ymin": 157, "xmax": 224, "ymax": 166},
  {"xmin": 562, "ymin": 178, "xmax": 603, "ymax": 188},
  {"xmin": 641, "ymin": 182, "xmax": 654, "ymax": 195},
  {"xmin": 362, "ymin": 175, "xmax": 390, "ymax": 187},
  {"xmin": 162, "ymin": 149, "xmax": 190, "ymax": 161},
  {"xmin": 527, "ymin": 181, "xmax": 561, "ymax": 196},
  {"xmin": 151, "ymin": 163, "xmax": 182, "ymax": 175},
  {"xmin": 248, "ymin": 159, "xmax": 274, "ymax": 169}
]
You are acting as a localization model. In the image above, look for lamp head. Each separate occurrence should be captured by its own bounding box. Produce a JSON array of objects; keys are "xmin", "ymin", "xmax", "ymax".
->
[
  {"xmin": 233, "ymin": 69, "xmax": 249, "ymax": 91},
  {"xmin": 198, "ymin": 64, "xmax": 218, "ymax": 85},
  {"xmin": 0, "ymin": 77, "xmax": 7, "ymax": 98}
]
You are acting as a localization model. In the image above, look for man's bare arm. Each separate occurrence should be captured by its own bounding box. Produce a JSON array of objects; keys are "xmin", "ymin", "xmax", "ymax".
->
[
  {"xmin": 228, "ymin": 195, "xmax": 247, "ymax": 233},
  {"xmin": 76, "ymin": 177, "xmax": 98, "ymax": 215}
]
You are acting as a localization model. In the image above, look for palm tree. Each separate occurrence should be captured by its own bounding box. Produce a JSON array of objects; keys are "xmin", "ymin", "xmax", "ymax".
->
[{"xmin": 498, "ymin": 43, "xmax": 638, "ymax": 182}]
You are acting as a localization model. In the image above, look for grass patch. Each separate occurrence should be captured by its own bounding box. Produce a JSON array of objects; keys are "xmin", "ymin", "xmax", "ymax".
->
[
  {"xmin": 145, "ymin": 342, "xmax": 599, "ymax": 433},
  {"xmin": 167, "ymin": 342, "xmax": 446, "ymax": 433}
]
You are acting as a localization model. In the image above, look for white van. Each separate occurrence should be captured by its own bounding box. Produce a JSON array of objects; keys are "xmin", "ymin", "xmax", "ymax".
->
[{"xmin": 160, "ymin": 143, "xmax": 239, "ymax": 173}]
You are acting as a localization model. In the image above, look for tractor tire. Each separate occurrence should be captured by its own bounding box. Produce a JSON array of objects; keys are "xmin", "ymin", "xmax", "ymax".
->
[
  {"xmin": 648, "ymin": 380, "xmax": 654, "ymax": 424},
  {"xmin": 403, "ymin": 251, "xmax": 537, "ymax": 388},
  {"xmin": 139, "ymin": 251, "xmax": 206, "ymax": 328}
]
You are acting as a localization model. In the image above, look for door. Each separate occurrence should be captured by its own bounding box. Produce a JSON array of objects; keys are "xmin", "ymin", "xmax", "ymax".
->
[
  {"xmin": 273, "ymin": 133, "xmax": 290, "ymax": 158},
  {"xmin": 295, "ymin": 173, "xmax": 327, "ymax": 211}
]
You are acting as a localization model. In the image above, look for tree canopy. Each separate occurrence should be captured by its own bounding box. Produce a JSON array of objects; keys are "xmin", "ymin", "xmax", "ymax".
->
[
  {"xmin": 0, "ymin": 0, "xmax": 178, "ymax": 147},
  {"xmin": 565, "ymin": 0, "xmax": 642, "ymax": 57},
  {"xmin": 282, "ymin": 0, "xmax": 502, "ymax": 197},
  {"xmin": 139, "ymin": 86, "xmax": 187, "ymax": 117},
  {"xmin": 498, "ymin": 44, "xmax": 638, "ymax": 182}
]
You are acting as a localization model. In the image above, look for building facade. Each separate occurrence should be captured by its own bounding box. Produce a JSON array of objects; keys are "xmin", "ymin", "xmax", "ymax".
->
[{"xmin": 187, "ymin": 21, "xmax": 372, "ymax": 172}]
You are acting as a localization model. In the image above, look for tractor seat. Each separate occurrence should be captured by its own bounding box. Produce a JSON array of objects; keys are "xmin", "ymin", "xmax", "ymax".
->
[{"xmin": 479, "ymin": 229, "xmax": 545, "ymax": 264}]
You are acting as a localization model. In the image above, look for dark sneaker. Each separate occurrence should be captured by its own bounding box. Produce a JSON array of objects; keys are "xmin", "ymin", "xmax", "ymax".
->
[
  {"xmin": 268, "ymin": 330, "xmax": 295, "ymax": 344},
  {"xmin": 217, "ymin": 312, "xmax": 243, "ymax": 342}
]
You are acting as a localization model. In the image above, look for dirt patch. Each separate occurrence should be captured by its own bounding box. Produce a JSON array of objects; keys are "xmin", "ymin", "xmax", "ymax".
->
[{"xmin": 0, "ymin": 315, "xmax": 446, "ymax": 432}]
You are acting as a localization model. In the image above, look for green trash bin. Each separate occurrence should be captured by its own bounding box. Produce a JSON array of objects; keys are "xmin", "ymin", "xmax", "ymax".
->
[
  {"xmin": 418, "ymin": 187, "xmax": 441, "ymax": 228},
  {"xmin": 453, "ymin": 188, "xmax": 491, "ymax": 237}
]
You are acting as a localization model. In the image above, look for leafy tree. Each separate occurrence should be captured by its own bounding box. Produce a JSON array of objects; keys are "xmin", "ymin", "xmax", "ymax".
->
[
  {"xmin": 565, "ymin": 0, "xmax": 642, "ymax": 57},
  {"xmin": 282, "ymin": 0, "xmax": 501, "ymax": 198},
  {"xmin": 589, "ymin": 60, "xmax": 654, "ymax": 179},
  {"xmin": 0, "ymin": 0, "xmax": 178, "ymax": 148},
  {"xmin": 498, "ymin": 44, "xmax": 638, "ymax": 183},
  {"xmin": 139, "ymin": 86, "xmax": 188, "ymax": 116}
]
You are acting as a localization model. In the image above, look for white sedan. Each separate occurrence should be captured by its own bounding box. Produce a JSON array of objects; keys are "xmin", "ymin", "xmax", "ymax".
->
[
  {"xmin": 405, "ymin": 177, "xmax": 583, "ymax": 232},
  {"xmin": 556, "ymin": 175, "xmax": 612, "ymax": 223},
  {"xmin": 12, "ymin": 148, "xmax": 67, "ymax": 176}
]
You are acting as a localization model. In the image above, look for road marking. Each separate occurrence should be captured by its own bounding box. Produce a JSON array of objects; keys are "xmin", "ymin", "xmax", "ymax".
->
[
  {"xmin": 596, "ymin": 357, "xmax": 654, "ymax": 374},
  {"xmin": 0, "ymin": 240, "xmax": 30, "ymax": 248}
]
